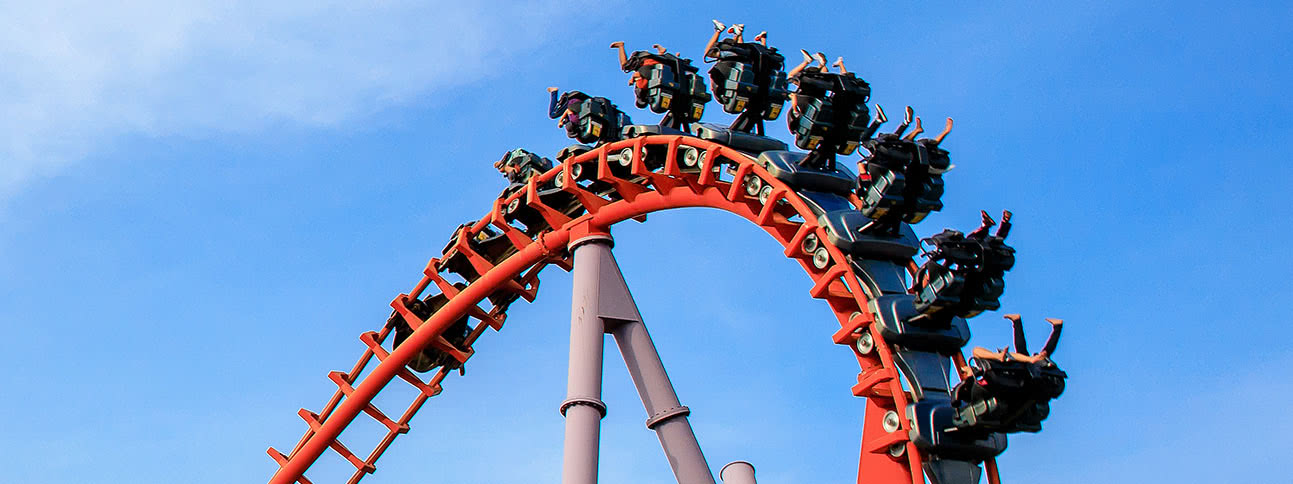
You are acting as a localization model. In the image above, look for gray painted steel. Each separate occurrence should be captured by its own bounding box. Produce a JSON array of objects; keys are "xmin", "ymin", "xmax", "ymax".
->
[
  {"xmin": 719, "ymin": 461, "xmax": 757, "ymax": 484},
  {"xmin": 561, "ymin": 236, "xmax": 614, "ymax": 484},
  {"xmin": 562, "ymin": 235, "xmax": 715, "ymax": 484},
  {"xmin": 754, "ymin": 150, "xmax": 857, "ymax": 195}
]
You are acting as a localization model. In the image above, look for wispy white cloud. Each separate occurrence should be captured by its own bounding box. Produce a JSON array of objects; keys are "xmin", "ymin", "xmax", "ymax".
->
[{"xmin": 0, "ymin": 1, "xmax": 590, "ymax": 196}]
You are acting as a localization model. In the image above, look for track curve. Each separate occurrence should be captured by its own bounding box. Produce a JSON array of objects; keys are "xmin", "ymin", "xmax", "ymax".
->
[{"xmin": 268, "ymin": 134, "xmax": 959, "ymax": 484}]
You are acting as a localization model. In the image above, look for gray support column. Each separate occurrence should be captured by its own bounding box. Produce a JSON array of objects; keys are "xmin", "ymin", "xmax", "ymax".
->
[
  {"xmin": 610, "ymin": 319, "xmax": 715, "ymax": 484},
  {"xmin": 719, "ymin": 461, "xmax": 757, "ymax": 484},
  {"xmin": 561, "ymin": 235, "xmax": 614, "ymax": 484},
  {"xmin": 587, "ymin": 238, "xmax": 715, "ymax": 484}
]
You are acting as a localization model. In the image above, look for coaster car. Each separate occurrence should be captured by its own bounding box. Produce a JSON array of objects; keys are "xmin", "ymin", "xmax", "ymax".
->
[
  {"xmin": 494, "ymin": 149, "xmax": 585, "ymax": 236},
  {"xmin": 706, "ymin": 39, "xmax": 790, "ymax": 133},
  {"xmin": 790, "ymin": 71, "xmax": 872, "ymax": 165},
  {"xmin": 439, "ymin": 222, "xmax": 518, "ymax": 286},
  {"xmin": 950, "ymin": 357, "xmax": 1067, "ymax": 434},
  {"xmin": 626, "ymin": 51, "xmax": 711, "ymax": 127},
  {"xmin": 913, "ymin": 229, "xmax": 1015, "ymax": 318},
  {"xmin": 495, "ymin": 148, "xmax": 553, "ymax": 186},
  {"xmin": 386, "ymin": 285, "xmax": 473, "ymax": 373},
  {"xmin": 858, "ymin": 132, "xmax": 950, "ymax": 225},
  {"xmin": 572, "ymin": 96, "xmax": 633, "ymax": 146}
]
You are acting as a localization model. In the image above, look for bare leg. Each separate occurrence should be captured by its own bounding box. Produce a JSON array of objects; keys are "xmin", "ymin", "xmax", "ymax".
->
[
  {"xmin": 967, "ymin": 210, "xmax": 996, "ymax": 239},
  {"xmin": 815, "ymin": 52, "xmax": 829, "ymax": 73},
  {"xmin": 973, "ymin": 346, "xmax": 1031, "ymax": 362},
  {"xmin": 653, "ymin": 43, "xmax": 667, "ymax": 55},
  {"xmin": 1010, "ymin": 353, "xmax": 1048, "ymax": 364},
  {"xmin": 832, "ymin": 56, "xmax": 847, "ymax": 74},
  {"xmin": 1005, "ymin": 314, "xmax": 1028, "ymax": 355},
  {"xmin": 786, "ymin": 50, "xmax": 813, "ymax": 131},
  {"xmin": 728, "ymin": 24, "xmax": 744, "ymax": 43},
  {"xmin": 703, "ymin": 20, "xmax": 725, "ymax": 59},
  {"xmin": 787, "ymin": 49, "xmax": 813, "ymax": 79},
  {"xmin": 971, "ymin": 346, "xmax": 1004, "ymax": 361},
  {"xmin": 1038, "ymin": 318, "xmax": 1063, "ymax": 358},
  {"xmin": 610, "ymin": 41, "xmax": 628, "ymax": 69},
  {"xmin": 995, "ymin": 210, "xmax": 1013, "ymax": 239}
]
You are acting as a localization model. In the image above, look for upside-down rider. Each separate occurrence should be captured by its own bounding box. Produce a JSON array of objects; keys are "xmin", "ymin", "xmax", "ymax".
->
[
  {"xmin": 954, "ymin": 314, "xmax": 1065, "ymax": 420},
  {"xmin": 911, "ymin": 207, "xmax": 1013, "ymax": 294},
  {"xmin": 969, "ymin": 209, "xmax": 1012, "ymax": 240},
  {"xmin": 547, "ymin": 86, "xmax": 587, "ymax": 138},
  {"xmin": 493, "ymin": 148, "xmax": 552, "ymax": 186},
  {"xmin": 609, "ymin": 42, "xmax": 669, "ymax": 109},
  {"xmin": 970, "ymin": 314, "xmax": 1063, "ymax": 366},
  {"xmin": 786, "ymin": 49, "xmax": 829, "ymax": 131},
  {"xmin": 702, "ymin": 20, "xmax": 768, "ymax": 57}
]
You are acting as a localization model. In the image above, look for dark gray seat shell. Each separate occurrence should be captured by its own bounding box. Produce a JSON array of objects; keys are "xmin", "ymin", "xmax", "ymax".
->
[
  {"xmin": 696, "ymin": 123, "xmax": 788, "ymax": 153},
  {"xmin": 821, "ymin": 211, "xmax": 920, "ymax": 261},
  {"xmin": 907, "ymin": 400, "xmax": 1008, "ymax": 462},
  {"xmin": 622, "ymin": 124, "xmax": 688, "ymax": 138},
  {"xmin": 873, "ymin": 294, "xmax": 971, "ymax": 354},
  {"xmin": 850, "ymin": 258, "xmax": 911, "ymax": 295},
  {"xmin": 754, "ymin": 150, "xmax": 856, "ymax": 195}
]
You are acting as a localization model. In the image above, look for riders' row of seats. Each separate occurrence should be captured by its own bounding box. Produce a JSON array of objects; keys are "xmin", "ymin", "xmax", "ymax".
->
[
  {"xmin": 790, "ymin": 71, "xmax": 872, "ymax": 156},
  {"xmin": 914, "ymin": 229, "xmax": 1015, "ymax": 319},
  {"xmin": 858, "ymin": 133, "xmax": 949, "ymax": 225}
]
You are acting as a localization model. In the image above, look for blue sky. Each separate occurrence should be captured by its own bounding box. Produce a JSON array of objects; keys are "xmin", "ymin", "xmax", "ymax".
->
[{"xmin": 1, "ymin": 1, "xmax": 1289, "ymax": 483}]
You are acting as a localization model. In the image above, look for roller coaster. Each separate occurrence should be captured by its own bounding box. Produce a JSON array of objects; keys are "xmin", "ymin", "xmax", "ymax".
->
[{"xmin": 266, "ymin": 29, "xmax": 1067, "ymax": 484}]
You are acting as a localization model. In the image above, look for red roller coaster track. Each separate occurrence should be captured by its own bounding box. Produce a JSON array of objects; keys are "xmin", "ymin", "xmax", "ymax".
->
[{"xmin": 266, "ymin": 134, "xmax": 998, "ymax": 484}]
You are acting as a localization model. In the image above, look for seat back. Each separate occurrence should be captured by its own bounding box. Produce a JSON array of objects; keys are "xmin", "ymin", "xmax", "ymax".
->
[
  {"xmin": 575, "ymin": 97, "xmax": 630, "ymax": 145},
  {"xmin": 706, "ymin": 40, "xmax": 789, "ymax": 131}
]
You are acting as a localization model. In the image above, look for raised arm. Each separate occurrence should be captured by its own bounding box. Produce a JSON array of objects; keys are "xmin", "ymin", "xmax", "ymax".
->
[{"xmin": 1039, "ymin": 318, "xmax": 1063, "ymax": 358}]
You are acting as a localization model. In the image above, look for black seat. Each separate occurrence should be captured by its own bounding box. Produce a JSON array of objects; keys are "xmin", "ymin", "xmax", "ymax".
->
[
  {"xmin": 626, "ymin": 52, "xmax": 711, "ymax": 129},
  {"xmin": 913, "ymin": 230, "xmax": 1016, "ymax": 319},
  {"xmin": 557, "ymin": 144, "xmax": 593, "ymax": 162},
  {"xmin": 387, "ymin": 286, "xmax": 473, "ymax": 373},
  {"xmin": 908, "ymin": 399, "xmax": 1009, "ymax": 462},
  {"xmin": 621, "ymin": 124, "xmax": 687, "ymax": 138},
  {"xmin": 755, "ymin": 151, "xmax": 856, "ymax": 195},
  {"xmin": 706, "ymin": 39, "xmax": 790, "ymax": 135},
  {"xmin": 695, "ymin": 123, "xmax": 787, "ymax": 153},
  {"xmin": 789, "ymin": 71, "xmax": 872, "ymax": 171},
  {"xmin": 857, "ymin": 134, "xmax": 951, "ymax": 226},
  {"xmin": 439, "ymin": 223, "xmax": 517, "ymax": 282},
  {"xmin": 820, "ymin": 210, "xmax": 920, "ymax": 261},
  {"xmin": 950, "ymin": 358, "xmax": 1067, "ymax": 434},
  {"xmin": 573, "ymin": 97, "xmax": 632, "ymax": 145},
  {"xmin": 497, "ymin": 148, "xmax": 554, "ymax": 185},
  {"xmin": 872, "ymin": 294, "xmax": 971, "ymax": 354}
]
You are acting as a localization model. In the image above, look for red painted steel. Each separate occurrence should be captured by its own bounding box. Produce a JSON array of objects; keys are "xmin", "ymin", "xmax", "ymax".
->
[{"xmin": 267, "ymin": 135, "xmax": 973, "ymax": 484}]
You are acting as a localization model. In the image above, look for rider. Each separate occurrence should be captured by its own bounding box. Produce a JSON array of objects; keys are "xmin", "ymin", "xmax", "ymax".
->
[
  {"xmin": 547, "ymin": 86, "xmax": 587, "ymax": 138},
  {"xmin": 703, "ymin": 20, "xmax": 768, "ymax": 58},
  {"xmin": 493, "ymin": 148, "xmax": 552, "ymax": 185},
  {"xmin": 968, "ymin": 210, "xmax": 1012, "ymax": 240},
  {"xmin": 609, "ymin": 41, "xmax": 668, "ymax": 109},
  {"xmin": 970, "ymin": 314, "xmax": 1064, "ymax": 365}
]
